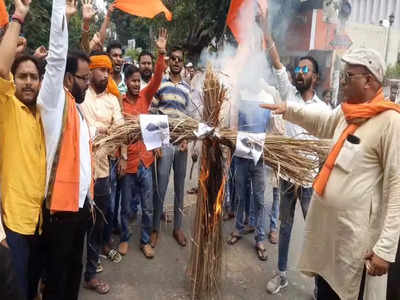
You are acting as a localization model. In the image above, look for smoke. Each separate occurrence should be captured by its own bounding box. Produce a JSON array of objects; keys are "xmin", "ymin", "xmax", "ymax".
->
[{"xmin": 197, "ymin": 0, "xmax": 279, "ymax": 128}]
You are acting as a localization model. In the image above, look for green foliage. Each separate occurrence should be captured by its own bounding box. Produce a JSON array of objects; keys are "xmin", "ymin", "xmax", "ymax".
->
[
  {"xmin": 125, "ymin": 48, "xmax": 140, "ymax": 63},
  {"xmin": 107, "ymin": 0, "xmax": 231, "ymax": 62},
  {"xmin": 5, "ymin": 0, "xmax": 102, "ymax": 52},
  {"xmin": 386, "ymin": 63, "xmax": 400, "ymax": 79}
]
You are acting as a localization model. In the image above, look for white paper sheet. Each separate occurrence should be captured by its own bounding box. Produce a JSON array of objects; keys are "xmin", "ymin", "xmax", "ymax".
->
[
  {"xmin": 139, "ymin": 114, "xmax": 170, "ymax": 150},
  {"xmin": 234, "ymin": 131, "xmax": 266, "ymax": 165}
]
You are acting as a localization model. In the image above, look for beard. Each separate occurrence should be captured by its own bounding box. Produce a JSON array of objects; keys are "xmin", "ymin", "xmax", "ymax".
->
[
  {"xmin": 295, "ymin": 77, "xmax": 312, "ymax": 93},
  {"xmin": 71, "ymin": 81, "xmax": 86, "ymax": 104},
  {"xmin": 93, "ymin": 80, "xmax": 108, "ymax": 94},
  {"xmin": 140, "ymin": 69, "xmax": 152, "ymax": 82}
]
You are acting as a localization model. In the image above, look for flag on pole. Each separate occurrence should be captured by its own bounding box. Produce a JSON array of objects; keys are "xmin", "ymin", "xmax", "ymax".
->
[
  {"xmin": 114, "ymin": 0, "xmax": 172, "ymax": 21},
  {"xmin": 226, "ymin": 0, "xmax": 268, "ymax": 43},
  {"xmin": 0, "ymin": 0, "xmax": 9, "ymax": 28}
]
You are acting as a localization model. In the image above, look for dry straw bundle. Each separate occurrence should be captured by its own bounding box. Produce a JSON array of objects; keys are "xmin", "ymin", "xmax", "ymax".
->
[
  {"xmin": 186, "ymin": 66, "xmax": 227, "ymax": 300},
  {"xmin": 94, "ymin": 120, "xmax": 330, "ymax": 186}
]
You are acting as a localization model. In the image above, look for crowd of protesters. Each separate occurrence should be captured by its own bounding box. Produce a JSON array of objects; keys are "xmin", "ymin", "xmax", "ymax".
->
[{"xmin": 0, "ymin": 0, "xmax": 399, "ymax": 300}]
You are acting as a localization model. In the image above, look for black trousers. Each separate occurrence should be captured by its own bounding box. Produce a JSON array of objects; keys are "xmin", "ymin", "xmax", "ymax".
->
[
  {"xmin": 316, "ymin": 269, "xmax": 366, "ymax": 300},
  {"xmin": 387, "ymin": 239, "xmax": 400, "ymax": 300},
  {"xmin": 0, "ymin": 244, "xmax": 24, "ymax": 300},
  {"xmin": 41, "ymin": 199, "xmax": 90, "ymax": 300}
]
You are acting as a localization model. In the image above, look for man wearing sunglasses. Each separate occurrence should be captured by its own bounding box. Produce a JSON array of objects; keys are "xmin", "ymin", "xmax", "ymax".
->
[
  {"xmin": 261, "ymin": 48, "xmax": 400, "ymax": 300},
  {"xmin": 259, "ymin": 12, "xmax": 330, "ymax": 296},
  {"xmin": 151, "ymin": 46, "xmax": 194, "ymax": 248}
]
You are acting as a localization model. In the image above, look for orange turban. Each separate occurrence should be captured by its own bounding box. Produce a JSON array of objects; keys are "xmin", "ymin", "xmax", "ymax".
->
[
  {"xmin": 89, "ymin": 55, "xmax": 113, "ymax": 71},
  {"xmin": 90, "ymin": 55, "xmax": 120, "ymax": 99}
]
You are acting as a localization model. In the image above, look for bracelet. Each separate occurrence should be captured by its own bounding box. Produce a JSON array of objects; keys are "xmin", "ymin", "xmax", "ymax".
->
[{"xmin": 11, "ymin": 14, "xmax": 24, "ymax": 26}]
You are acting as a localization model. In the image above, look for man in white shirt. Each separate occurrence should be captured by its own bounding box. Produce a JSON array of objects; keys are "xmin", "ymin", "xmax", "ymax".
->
[
  {"xmin": 259, "ymin": 12, "xmax": 329, "ymax": 295},
  {"xmin": 37, "ymin": 0, "xmax": 93, "ymax": 298}
]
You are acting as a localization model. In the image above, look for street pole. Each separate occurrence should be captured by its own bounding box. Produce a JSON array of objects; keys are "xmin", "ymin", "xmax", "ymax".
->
[{"xmin": 385, "ymin": 13, "xmax": 395, "ymax": 64}]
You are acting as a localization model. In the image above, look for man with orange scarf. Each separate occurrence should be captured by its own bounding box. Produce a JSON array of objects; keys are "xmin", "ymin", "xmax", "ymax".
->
[
  {"xmin": 80, "ymin": 51, "xmax": 124, "ymax": 294},
  {"xmin": 261, "ymin": 48, "xmax": 400, "ymax": 300}
]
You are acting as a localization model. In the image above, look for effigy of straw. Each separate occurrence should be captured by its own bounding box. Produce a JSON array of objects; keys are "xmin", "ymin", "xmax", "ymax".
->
[
  {"xmin": 94, "ymin": 118, "xmax": 330, "ymax": 187},
  {"xmin": 186, "ymin": 66, "xmax": 226, "ymax": 300}
]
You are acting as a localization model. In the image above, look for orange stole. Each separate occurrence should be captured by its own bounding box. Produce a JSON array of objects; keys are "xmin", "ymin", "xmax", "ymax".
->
[{"xmin": 313, "ymin": 89, "xmax": 400, "ymax": 196}]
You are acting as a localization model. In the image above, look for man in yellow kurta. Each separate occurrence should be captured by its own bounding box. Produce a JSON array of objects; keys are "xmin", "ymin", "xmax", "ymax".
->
[
  {"xmin": 261, "ymin": 48, "xmax": 400, "ymax": 300},
  {"xmin": 0, "ymin": 0, "xmax": 46, "ymax": 298}
]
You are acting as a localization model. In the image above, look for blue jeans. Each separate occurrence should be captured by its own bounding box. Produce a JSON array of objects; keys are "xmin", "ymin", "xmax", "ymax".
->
[
  {"xmin": 270, "ymin": 187, "xmax": 279, "ymax": 232},
  {"xmin": 278, "ymin": 179, "xmax": 312, "ymax": 272},
  {"xmin": 109, "ymin": 159, "xmax": 121, "ymax": 230},
  {"xmin": 5, "ymin": 227, "xmax": 42, "ymax": 300},
  {"xmin": 234, "ymin": 157, "xmax": 267, "ymax": 242},
  {"xmin": 153, "ymin": 144, "xmax": 188, "ymax": 232},
  {"xmin": 120, "ymin": 163, "xmax": 154, "ymax": 244}
]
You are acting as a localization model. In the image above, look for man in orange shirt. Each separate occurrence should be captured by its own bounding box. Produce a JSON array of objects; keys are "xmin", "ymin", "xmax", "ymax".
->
[{"xmin": 118, "ymin": 28, "xmax": 167, "ymax": 258}]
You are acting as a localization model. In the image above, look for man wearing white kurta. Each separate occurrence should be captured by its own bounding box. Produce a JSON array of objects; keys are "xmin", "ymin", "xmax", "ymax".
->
[{"xmin": 261, "ymin": 48, "xmax": 400, "ymax": 300}]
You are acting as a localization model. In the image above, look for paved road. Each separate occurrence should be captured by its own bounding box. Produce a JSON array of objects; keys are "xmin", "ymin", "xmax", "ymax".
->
[{"xmin": 80, "ymin": 151, "xmax": 314, "ymax": 300}]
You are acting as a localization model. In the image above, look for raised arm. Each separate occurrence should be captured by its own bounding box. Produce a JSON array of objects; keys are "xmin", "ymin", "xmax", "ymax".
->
[
  {"xmin": 98, "ymin": 3, "xmax": 114, "ymax": 46},
  {"xmin": 144, "ymin": 28, "xmax": 167, "ymax": 103},
  {"xmin": 259, "ymin": 7, "xmax": 295, "ymax": 101},
  {"xmin": 37, "ymin": 0, "xmax": 75, "ymax": 110},
  {"xmin": 80, "ymin": 0, "xmax": 95, "ymax": 54},
  {"xmin": 0, "ymin": 0, "xmax": 30, "ymax": 80}
]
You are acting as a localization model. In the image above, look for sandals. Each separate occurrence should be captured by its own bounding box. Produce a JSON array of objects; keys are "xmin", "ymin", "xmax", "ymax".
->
[
  {"xmin": 84, "ymin": 279, "xmax": 110, "ymax": 295},
  {"xmin": 227, "ymin": 232, "xmax": 242, "ymax": 245},
  {"xmin": 255, "ymin": 245, "xmax": 268, "ymax": 261},
  {"xmin": 101, "ymin": 249, "xmax": 122, "ymax": 263}
]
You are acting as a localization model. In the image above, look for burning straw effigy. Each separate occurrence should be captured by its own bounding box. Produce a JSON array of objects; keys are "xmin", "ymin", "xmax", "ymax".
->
[{"xmin": 93, "ymin": 67, "xmax": 330, "ymax": 300}]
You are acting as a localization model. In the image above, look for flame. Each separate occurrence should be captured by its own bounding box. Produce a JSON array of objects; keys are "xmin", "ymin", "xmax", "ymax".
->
[{"xmin": 214, "ymin": 175, "xmax": 227, "ymax": 217}]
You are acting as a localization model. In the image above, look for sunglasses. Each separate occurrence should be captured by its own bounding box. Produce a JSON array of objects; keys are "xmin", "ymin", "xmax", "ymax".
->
[{"xmin": 294, "ymin": 66, "xmax": 309, "ymax": 74}]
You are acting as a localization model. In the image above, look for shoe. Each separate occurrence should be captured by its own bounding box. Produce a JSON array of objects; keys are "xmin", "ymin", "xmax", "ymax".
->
[
  {"xmin": 268, "ymin": 231, "xmax": 278, "ymax": 244},
  {"xmin": 266, "ymin": 273, "xmax": 288, "ymax": 294},
  {"xmin": 173, "ymin": 229, "xmax": 187, "ymax": 247},
  {"xmin": 150, "ymin": 231, "xmax": 159, "ymax": 248},
  {"xmin": 141, "ymin": 243, "xmax": 155, "ymax": 259}
]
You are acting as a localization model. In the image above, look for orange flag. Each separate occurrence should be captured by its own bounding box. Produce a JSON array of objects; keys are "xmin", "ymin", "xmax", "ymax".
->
[
  {"xmin": 114, "ymin": 0, "xmax": 172, "ymax": 21},
  {"xmin": 0, "ymin": 0, "xmax": 9, "ymax": 28},
  {"xmin": 226, "ymin": 0, "xmax": 268, "ymax": 43}
]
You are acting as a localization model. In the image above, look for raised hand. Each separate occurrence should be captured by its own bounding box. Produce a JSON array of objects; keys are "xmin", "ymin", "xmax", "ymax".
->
[
  {"xmin": 155, "ymin": 28, "xmax": 168, "ymax": 53},
  {"xmin": 33, "ymin": 45, "xmax": 48, "ymax": 59},
  {"xmin": 66, "ymin": 0, "xmax": 78, "ymax": 21},
  {"xmin": 259, "ymin": 103, "xmax": 287, "ymax": 114},
  {"xmin": 14, "ymin": 0, "xmax": 31, "ymax": 20},
  {"xmin": 81, "ymin": 0, "xmax": 95, "ymax": 23},
  {"xmin": 106, "ymin": 2, "xmax": 115, "ymax": 18},
  {"xmin": 15, "ymin": 36, "xmax": 27, "ymax": 56}
]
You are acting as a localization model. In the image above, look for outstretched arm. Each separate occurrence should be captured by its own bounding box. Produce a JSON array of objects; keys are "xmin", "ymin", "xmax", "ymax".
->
[
  {"xmin": 0, "ymin": 0, "xmax": 31, "ymax": 80},
  {"xmin": 260, "ymin": 102, "xmax": 339, "ymax": 139},
  {"xmin": 144, "ymin": 28, "xmax": 167, "ymax": 103}
]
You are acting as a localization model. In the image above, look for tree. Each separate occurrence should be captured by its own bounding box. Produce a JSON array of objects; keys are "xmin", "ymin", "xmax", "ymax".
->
[
  {"xmin": 106, "ymin": 0, "xmax": 231, "ymax": 62},
  {"xmin": 5, "ymin": 0, "xmax": 102, "ymax": 51}
]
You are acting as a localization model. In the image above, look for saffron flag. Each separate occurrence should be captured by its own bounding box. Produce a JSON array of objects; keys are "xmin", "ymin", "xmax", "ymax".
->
[
  {"xmin": 114, "ymin": 0, "xmax": 172, "ymax": 21},
  {"xmin": 226, "ymin": 0, "xmax": 268, "ymax": 43},
  {"xmin": 0, "ymin": 0, "xmax": 9, "ymax": 28}
]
